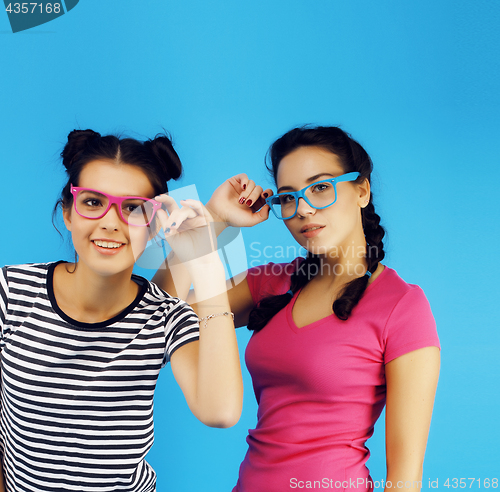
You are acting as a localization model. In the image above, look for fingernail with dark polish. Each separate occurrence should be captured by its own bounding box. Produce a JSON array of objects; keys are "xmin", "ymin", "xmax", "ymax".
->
[
  {"xmin": 239, "ymin": 197, "xmax": 245, "ymax": 204},
  {"xmin": 166, "ymin": 228, "xmax": 170, "ymax": 233},
  {"xmin": 263, "ymin": 193, "xmax": 269, "ymax": 198},
  {"xmin": 171, "ymin": 222, "xmax": 176, "ymax": 227},
  {"xmin": 242, "ymin": 184, "xmax": 247, "ymax": 190},
  {"xmin": 246, "ymin": 200, "xmax": 252, "ymax": 207}
]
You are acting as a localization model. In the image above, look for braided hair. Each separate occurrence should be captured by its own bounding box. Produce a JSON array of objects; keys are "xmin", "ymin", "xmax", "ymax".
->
[{"xmin": 247, "ymin": 126, "xmax": 385, "ymax": 331}]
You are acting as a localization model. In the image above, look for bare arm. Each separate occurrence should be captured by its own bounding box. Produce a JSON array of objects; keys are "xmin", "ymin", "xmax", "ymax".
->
[
  {"xmin": 152, "ymin": 174, "xmax": 272, "ymax": 327},
  {"xmin": 153, "ymin": 199, "xmax": 246, "ymax": 427},
  {"xmin": 170, "ymin": 254, "xmax": 243, "ymax": 427},
  {"xmin": 153, "ymin": 257, "xmax": 255, "ymax": 328},
  {"xmin": 384, "ymin": 346, "xmax": 441, "ymax": 491}
]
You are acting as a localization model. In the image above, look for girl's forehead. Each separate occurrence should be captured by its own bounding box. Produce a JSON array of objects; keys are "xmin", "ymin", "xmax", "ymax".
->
[
  {"xmin": 276, "ymin": 146, "xmax": 344, "ymax": 187},
  {"xmin": 78, "ymin": 160, "xmax": 155, "ymax": 197}
]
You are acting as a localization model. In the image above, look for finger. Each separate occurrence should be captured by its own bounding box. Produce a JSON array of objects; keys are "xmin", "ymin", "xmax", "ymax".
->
[
  {"xmin": 228, "ymin": 174, "xmax": 249, "ymax": 194},
  {"xmin": 180, "ymin": 199, "xmax": 217, "ymax": 250},
  {"xmin": 155, "ymin": 209, "xmax": 169, "ymax": 231},
  {"xmin": 253, "ymin": 188, "xmax": 274, "ymax": 210},
  {"xmin": 156, "ymin": 208, "xmax": 185, "ymax": 234},
  {"xmin": 179, "ymin": 199, "xmax": 211, "ymax": 225},
  {"xmin": 154, "ymin": 193, "xmax": 181, "ymax": 215},
  {"xmin": 238, "ymin": 179, "xmax": 256, "ymax": 204},
  {"xmin": 245, "ymin": 185, "xmax": 263, "ymax": 209},
  {"xmin": 160, "ymin": 206, "xmax": 198, "ymax": 235},
  {"xmin": 250, "ymin": 204, "xmax": 271, "ymax": 225}
]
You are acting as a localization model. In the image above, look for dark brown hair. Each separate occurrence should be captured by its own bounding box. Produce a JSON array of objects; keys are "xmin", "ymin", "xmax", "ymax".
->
[
  {"xmin": 54, "ymin": 129, "xmax": 182, "ymax": 216},
  {"xmin": 247, "ymin": 126, "xmax": 385, "ymax": 331}
]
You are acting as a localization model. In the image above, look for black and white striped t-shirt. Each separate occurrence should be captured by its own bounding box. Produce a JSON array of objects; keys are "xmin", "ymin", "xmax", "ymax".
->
[{"xmin": 0, "ymin": 262, "xmax": 199, "ymax": 492}]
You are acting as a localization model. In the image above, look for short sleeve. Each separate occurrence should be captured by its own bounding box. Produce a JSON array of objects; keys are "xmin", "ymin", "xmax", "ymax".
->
[
  {"xmin": 247, "ymin": 258, "xmax": 305, "ymax": 305},
  {"xmin": 383, "ymin": 286, "xmax": 440, "ymax": 364},
  {"xmin": 162, "ymin": 299, "xmax": 199, "ymax": 365},
  {"xmin": 0, "ymin": 267, "xmax": 9, "ymax": 350}
]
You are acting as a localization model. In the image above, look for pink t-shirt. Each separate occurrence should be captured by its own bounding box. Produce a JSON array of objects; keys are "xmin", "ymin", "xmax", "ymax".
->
[{"xmin": 233, "ymin": 259, "xmax": 440, "ymax": 492}]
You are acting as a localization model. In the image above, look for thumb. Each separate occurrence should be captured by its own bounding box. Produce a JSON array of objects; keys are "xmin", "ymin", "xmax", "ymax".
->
[{"xmin": 251, "ymin": 204, "xmax": 271, "ymax": 225}]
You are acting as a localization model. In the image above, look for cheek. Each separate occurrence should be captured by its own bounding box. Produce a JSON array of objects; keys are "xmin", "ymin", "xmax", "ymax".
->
[
  {"xmin": 129, "ymin": 227, "xmax": 151, "ymax": 260},
  {"xmin": 68, "ymin": 215, "xmax": 91, "ymax": 241},
  {"xmin": 284, "ymin": 220, "xmax": 300, "ymax": 239}
]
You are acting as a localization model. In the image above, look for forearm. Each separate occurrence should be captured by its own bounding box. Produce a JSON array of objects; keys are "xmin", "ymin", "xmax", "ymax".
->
[
  {"xmin": 185, "ymin": 255, "xmax": 243, "ymax": 427},
  {"xmin": 385, "ymin": 466, "xmax": 423, "ymax": 492},
  {"xmin": 384, "ymin": 347, "xmax": 440, "ymax": 492},
  {"xmin": 153, "ymin": 250, "xmax": 192, "ymax": 300}
]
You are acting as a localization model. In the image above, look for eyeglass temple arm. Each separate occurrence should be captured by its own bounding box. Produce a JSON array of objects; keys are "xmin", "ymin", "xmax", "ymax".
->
[{"xmin": 334, "ymin": 172, "xmax": 360, "ymax": 183}]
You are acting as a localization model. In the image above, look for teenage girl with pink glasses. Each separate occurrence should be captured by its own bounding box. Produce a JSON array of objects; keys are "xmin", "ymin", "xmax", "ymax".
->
[
  {"xmin": 155, "ymin": 126, "xmax": 441, "ymax": 492},
  {"xmin": 0, "ymin": 129, "xmax": 243, "ymax": 491}
]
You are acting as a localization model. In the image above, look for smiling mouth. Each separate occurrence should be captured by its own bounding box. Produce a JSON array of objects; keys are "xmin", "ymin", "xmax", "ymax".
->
[
  {"xmin": 92, "ymin": 240, "xmax": 124, "ymax": 249},
  {"xmin": 302, "ymin": 226, "xmax": 324, "ymax": 233}
]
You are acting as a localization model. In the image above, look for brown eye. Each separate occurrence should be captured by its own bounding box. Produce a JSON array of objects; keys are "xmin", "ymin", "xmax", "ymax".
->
[
  {"xmin": 311, "ymin": 182, "xmax": 331, "ymax": 193},
  {"xmin": 83, "ymin": 198, "xmax": 103, "ymax": 208}
]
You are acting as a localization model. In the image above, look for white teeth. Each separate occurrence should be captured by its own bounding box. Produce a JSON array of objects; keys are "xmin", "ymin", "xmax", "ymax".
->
[
  {"xmin": 304, "ymin": 226, "xmax": 322, "ymax": 232},
  {"xmin": 93, "ymin": 240, "xmax": 122, "ymax": 249}
]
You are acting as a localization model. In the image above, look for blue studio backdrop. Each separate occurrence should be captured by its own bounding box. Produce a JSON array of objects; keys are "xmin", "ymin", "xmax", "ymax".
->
[{"xmin": 1, "ymin": 1, "xmax": 499, "ymax": 491}]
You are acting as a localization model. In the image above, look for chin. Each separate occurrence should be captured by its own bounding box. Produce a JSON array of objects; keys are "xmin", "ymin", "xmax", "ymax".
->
[
  {"xmin": 297, "ymin": 236, "xmax": 328, "ymax": 256},
  {"xmin": 78, "ymin": 253, "xmax": 135, "ymax": 278}
]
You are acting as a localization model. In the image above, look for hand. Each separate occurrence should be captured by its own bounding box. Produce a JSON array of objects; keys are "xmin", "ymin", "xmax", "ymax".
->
[
  {"xmin": 154, "ymin": 195, "xmax": 218, "ymax": 266},
  {"xmin": 206, "ymin": 174, "xmax": 273, "ymax": 228}
]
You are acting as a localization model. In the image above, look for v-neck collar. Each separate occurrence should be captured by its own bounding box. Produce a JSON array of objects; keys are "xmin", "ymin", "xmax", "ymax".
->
[{"xmin": 286, "ymin": 265, "xmax": 388, "ymax": 333}]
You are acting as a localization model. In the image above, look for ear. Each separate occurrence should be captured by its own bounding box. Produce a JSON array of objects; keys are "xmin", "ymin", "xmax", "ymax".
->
[
  {"xmin": 357, "ymin": 178, "xmax": 371, "ymax": 208},
  {"xmin": 62, "ymin": 205, "xmax": 72, "ymax": 232}
]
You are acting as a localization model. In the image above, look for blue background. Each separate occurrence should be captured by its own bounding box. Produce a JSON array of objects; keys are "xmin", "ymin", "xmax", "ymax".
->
[{"xmin": 1, "ymin": 1, "xmax": 499, "ymax": 490}]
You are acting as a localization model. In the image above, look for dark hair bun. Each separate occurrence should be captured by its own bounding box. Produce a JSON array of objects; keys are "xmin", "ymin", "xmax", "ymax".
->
[
  {"xmin": 62, "ymin": 129, "xmax": 101, "ymax": 170},
  {"xmin": 145, "ymin": 134, "xmax": 183, "ymax": 181}
]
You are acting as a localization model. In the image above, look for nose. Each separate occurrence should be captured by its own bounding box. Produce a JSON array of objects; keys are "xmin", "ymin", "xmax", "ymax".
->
[
  {"xmin": 99, "ymin": 203, "xmax": 122, "ymax": 229},
  {"xmin": 295, "ymin": 197, "xmax": 316, "ymax": 218}
]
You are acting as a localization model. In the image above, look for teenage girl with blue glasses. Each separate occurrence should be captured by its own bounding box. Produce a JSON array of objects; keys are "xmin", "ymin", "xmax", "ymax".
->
[
  {"xmin": 0, "ymin": 129, "xmax": 243, "ymax": 491},
  {"xmin": 155, "ymin": 126, "xmax": 441, "ymax": 492}
]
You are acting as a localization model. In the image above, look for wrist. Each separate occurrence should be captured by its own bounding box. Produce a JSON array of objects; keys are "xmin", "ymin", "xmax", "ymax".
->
[
  {"xmin": 184, "ymin": 251, "xmax": 225, "ymax": 275},
  {"xmin": 205, "ymin": 202, "xmax": 228, "ymax": 232}
]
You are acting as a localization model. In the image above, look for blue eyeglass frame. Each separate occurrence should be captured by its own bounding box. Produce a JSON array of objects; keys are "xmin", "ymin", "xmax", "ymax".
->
[{"xmin": 265, "ymin": 171, "xmax": 360, "ymax": 220}]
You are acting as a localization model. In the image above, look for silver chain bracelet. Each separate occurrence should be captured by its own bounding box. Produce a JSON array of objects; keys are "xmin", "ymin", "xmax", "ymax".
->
[{"xmin": 198, "ymin": 311, "xmax": 235, "ymax": 329}]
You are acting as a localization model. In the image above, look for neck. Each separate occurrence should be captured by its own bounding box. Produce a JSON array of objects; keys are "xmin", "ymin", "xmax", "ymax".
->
[
  {"xmin": 54, "ymin": 262, "xmax": 139, "ymax": 323},
  {"xmin": 311, "ymin": 232, "xmax": 370, "ymax": 288}
]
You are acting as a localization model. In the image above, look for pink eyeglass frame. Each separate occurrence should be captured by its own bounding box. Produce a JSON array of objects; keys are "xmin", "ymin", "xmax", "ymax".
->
[{"xmin": 70, "ymin": 185, "xmax": 163, "ymax": 227}]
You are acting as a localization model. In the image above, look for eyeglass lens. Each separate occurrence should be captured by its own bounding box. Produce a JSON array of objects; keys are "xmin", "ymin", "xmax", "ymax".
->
[
  {"xmin": 271, "ymin": 181, "xmax": 337, "ymax": 219},
  {"xmin": 74, "ymin": 190, "xmax": 156, "ymax": 226}
]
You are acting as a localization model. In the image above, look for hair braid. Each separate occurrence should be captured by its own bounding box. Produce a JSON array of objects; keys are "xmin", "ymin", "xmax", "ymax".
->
[{"xmin": 332, "ymin": 197, "xmax": 385, "ymax": 320}]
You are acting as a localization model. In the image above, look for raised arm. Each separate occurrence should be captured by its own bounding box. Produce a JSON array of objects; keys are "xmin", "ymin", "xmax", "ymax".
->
[
  {"xmin": 169, "ymin": 250, "xmax": 243, "ymax": 427},
  {"xmin": 152, "ymin": 198, "xmax": 244, "ymax": 427},
  {"xmin": 384, "ymin": 346, "xmax": 440, "ymax": 491},
  {"xmin": 152, "ymin": 174, "xmax": 272, "ymax": 328}
]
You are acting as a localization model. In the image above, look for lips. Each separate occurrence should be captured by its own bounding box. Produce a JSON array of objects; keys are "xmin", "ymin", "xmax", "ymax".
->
[
  {"xmin": 300, "ymin": 223, "xmax": 324, "ymax": 233},
  {"xmin": 91, "ymin": 239, "xmax": 126, "ymax": 255},
  {"xmin": 300, "ymin": 223, "xmax": 325, "ymax": 239},
  {"xmin": 92, "ymin": 240, "xmax": 124, "ymax": 249}
]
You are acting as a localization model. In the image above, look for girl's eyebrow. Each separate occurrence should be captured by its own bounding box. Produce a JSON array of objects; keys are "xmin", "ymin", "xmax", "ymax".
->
[
  {"xmin": 80, "ymin": 188, "xmax": 151, "ymax": 199},
  {"xmin": 79, "ymin": 188, "xmax": 107, "ymax": 197},
  {"xmin": 277, "ymin": 173, "xmax": 336, "ymax": 193}
]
